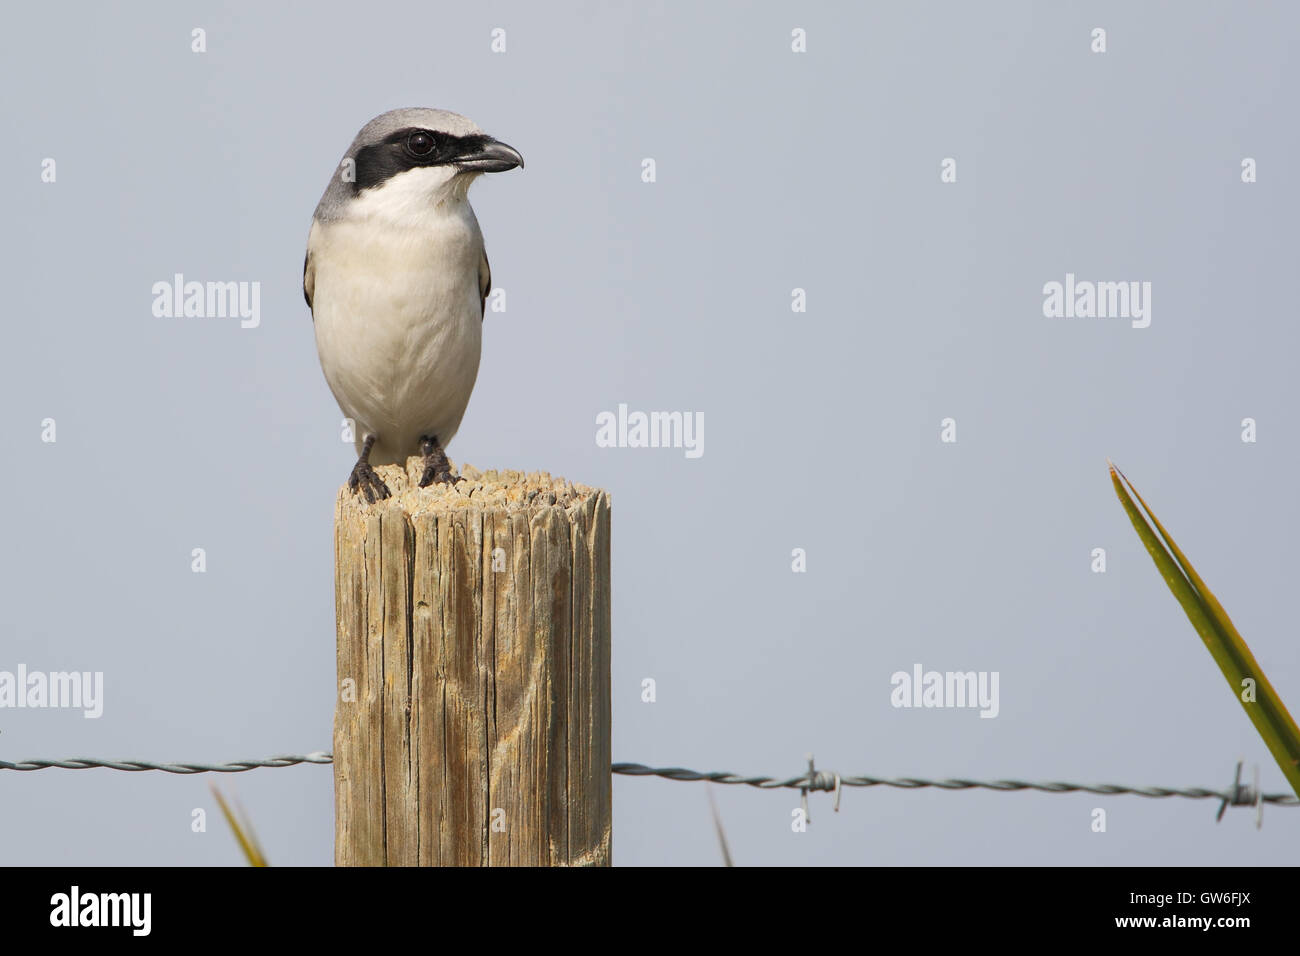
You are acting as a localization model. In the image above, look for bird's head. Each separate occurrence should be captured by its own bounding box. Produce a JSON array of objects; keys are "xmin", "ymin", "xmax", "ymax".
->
[{"xmin": 323, "ymin": 108, "xmax": 523, "ymax": 219}]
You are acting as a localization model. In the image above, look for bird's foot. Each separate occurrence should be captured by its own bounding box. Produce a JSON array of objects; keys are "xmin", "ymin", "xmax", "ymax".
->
[
  {"xmin": 417, "ymin": 435, "xmax": 462, "ymax": 488},
  {"xmin": 419, "ymin": 466, "xmax": 463, "ymax": 487},
  {"xmin": 347, "ymin": 460, "xmax": 391, "ymax": 503}
]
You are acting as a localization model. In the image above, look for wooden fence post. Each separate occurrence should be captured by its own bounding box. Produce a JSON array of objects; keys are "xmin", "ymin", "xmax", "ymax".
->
[{"xmin": 332, "ymin": 462, "xmax": 611, "ymax": 866}]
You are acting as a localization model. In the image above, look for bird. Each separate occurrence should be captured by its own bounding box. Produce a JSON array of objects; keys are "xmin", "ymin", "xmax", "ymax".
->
[{"xmin": 304, "ymin": 108, "xmax": 523, "ymax": 502}]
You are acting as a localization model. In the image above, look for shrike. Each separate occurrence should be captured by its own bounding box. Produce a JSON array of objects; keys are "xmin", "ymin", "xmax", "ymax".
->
[{"xmin": 304, "ymin": 108, "xmax": 522, "ymax": 501}]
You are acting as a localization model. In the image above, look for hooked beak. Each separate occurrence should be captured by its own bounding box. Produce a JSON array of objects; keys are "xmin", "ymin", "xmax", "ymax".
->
[{"xmin": 454, "ymin": 136, "xmax": 524, "ymax": 173}]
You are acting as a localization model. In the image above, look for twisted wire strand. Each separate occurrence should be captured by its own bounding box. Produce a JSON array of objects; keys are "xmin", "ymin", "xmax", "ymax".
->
[
  {"xmin": 1, "ymin": 753, "xmax": 1294, "ymax": 806},
  {"xmin": 0, "ymin": 753, "xmax": 334, "ymax": 774}
]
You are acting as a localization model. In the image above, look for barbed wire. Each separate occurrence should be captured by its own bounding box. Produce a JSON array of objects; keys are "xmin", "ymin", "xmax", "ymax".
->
[
  {"xmin": 1, "ymin": 752, "xmax": 1295, "ymax": 810},
  {"xmin": 610, "ymin": 763, "xmax": 1300, "ymax": 805}
]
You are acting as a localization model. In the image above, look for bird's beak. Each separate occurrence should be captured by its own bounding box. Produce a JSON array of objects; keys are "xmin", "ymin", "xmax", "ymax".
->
[{"xmin": 455, "ymin": 137, "xmax": 524, "ymax": 173}]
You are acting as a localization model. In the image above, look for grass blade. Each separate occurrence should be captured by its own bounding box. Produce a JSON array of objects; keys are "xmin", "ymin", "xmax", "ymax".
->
[
  {"xmin": 705, "ymin": 783, "xmax": 734, "ymax": 867},
  {"xmin": 211, "ymin": 784, "xmax": 269, "ymax": 866},
  {"xmin": 1110, "ymin": 462, "xmax": 1300, "ymax": 798}
]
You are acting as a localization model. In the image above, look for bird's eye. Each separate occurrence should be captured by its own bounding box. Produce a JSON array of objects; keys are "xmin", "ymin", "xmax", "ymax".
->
[{"xmin": 407, "ymin": 132, "xmax": 435, "ymax": 156}]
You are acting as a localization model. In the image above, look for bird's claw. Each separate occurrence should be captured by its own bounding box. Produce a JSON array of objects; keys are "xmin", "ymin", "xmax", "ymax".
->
[
  {"xmin": 418, "ymin": 466, "xmax": 463, "ymax": 488},
  {"xmin": 348, "ymin": 461, "xmax": 392, "ymax": 503}
]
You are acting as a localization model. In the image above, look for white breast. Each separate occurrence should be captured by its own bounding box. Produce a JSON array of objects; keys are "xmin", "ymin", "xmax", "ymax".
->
[{"xmin": 309, "ymin": 183, "xmax": 484, "ymax": 466}]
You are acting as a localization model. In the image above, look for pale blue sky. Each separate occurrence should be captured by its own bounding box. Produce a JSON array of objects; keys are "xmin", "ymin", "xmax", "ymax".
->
[{"xmin": 2, "ymin": 0, "xmax": 1297, "ymax": 865}]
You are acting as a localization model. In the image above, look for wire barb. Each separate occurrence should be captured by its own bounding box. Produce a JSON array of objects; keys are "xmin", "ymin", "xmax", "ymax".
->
[{"xmin": 798, "ymin": 754, "xmax": 842, "ymax": 823}]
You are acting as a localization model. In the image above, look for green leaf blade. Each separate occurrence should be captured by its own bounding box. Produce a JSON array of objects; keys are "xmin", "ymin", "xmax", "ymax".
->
[{"xmin": 1110, "ymin": 464, "xmax": 1300, "ymax": 798}]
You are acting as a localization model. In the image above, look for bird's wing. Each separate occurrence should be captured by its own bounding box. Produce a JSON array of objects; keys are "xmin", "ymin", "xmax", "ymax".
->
[
  {"xmin": 303, "ymin": 249, "xmax": 315, "ymax": 315},
  {"xmin": 479, "ymin": 247, "xmax": 491, "ymax": 320}
]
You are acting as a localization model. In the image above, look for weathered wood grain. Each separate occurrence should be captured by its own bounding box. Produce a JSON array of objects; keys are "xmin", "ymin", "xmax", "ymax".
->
[{"xmin": 334, "ymin": 462, "xmax": 611, "ymax": 866}]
